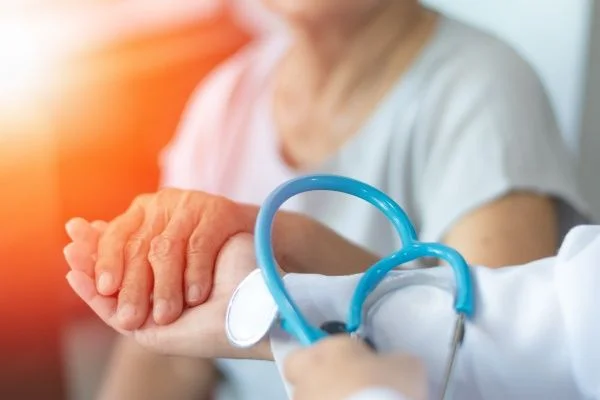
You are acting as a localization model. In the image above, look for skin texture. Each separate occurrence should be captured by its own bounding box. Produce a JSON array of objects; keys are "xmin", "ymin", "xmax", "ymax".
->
[{"xmin": 443, "ymin": 192, "xmax": 558, "ymax": 268}]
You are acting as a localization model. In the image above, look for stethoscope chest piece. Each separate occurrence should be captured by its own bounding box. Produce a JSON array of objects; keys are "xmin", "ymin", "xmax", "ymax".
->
[{"xmin": 225, "ymin": 269, "xmax": 280, "ymax": 348}]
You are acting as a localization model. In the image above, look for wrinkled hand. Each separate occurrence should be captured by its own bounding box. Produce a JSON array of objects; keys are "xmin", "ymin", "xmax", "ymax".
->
[
  {"xmin": 65, "ymin": 224, "xmax": 264, "ymax": 359},
  {"xmin": 284, "ymin": 336, "xmax": 427, "ymax": 400},
  {"xmin": 64, "ymin": 189, "xmax": 254, "ymax": 330}
]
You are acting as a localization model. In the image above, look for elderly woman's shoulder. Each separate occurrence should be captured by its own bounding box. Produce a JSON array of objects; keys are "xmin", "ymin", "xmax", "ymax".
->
[{"xmin": 429, "ymin": 17, "xmax": 541, "ymax": 86}]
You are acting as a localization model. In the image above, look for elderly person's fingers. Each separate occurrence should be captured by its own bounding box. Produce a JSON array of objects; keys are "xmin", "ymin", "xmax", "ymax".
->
[
  {"xmin": 115, "ymin": 200, "xmax": 167, "ymax": 330},
  {"xmin": 90, "ymin": 220, "xmax": 108, "ymax": 233},
  {"xmin": 148, "ymin": 208, "xmax": 195, "ymax": 325},
  {"xmin": 64, "ymin": 219, "xmax": 108, "ymax": 276},
  {"xmin": 94, "ymin": 202, "xmax": 145, "ymax": 296},
  {"xmin": 65, "ymin": 217, "xmax": 95, "ymax": 243},
  {"xmin": 183, "ymin": 197, "xmax": 243, "ymax": 306},
  {"xmin": 66, "ymin": 270, "xmax": 131, "ymax": 336},
  {"xmin": 64, "ymin": 242, "xmax": 95, "ymax": 276},
  {"xmin": 65, "ymin": 217, "xmax": 102, "ymax": 257}
]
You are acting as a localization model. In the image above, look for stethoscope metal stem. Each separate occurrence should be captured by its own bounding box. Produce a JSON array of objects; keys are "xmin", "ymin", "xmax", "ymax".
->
[{"xmin": 439, "ymin": 313, "xmax": 466, "ymax": 400}]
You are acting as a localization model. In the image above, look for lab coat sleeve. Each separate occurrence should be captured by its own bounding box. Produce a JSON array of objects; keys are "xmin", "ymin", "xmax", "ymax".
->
[
  {"xmin": 554, "ymin": 225, "xmax": 600, "ymax": 398},
  {"xmin": 269, "ymin": 225, "xmax": 600, "ymax": 400}
]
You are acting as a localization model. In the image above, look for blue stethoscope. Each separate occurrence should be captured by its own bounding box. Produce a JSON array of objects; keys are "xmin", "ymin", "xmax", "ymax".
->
[{"xmin": 254, "ymin": 174, "xmax": 475, "ymax": 398}]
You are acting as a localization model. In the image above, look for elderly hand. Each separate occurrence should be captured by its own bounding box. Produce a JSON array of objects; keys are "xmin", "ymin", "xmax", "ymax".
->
[
  {"xmin": 64, "ymin": 189, "xmax": 256, "ymax": 330},
  {"xmin": 65, "ymin": 230, "xmax": 270, "ymax": 359},
  {"xmin": 284, "ymin": 336, "xmax": 427, "ymax": 400}
]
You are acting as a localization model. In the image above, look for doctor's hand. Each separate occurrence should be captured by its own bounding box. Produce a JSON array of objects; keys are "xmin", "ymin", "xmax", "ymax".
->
[
  {"xmin": 285, "ymin": 336, "xmax": 427, "ymax": 400},
  {"xmin": 64, "ymin": 189, "xmax": 259, "ymax": 330},
  {"xmin": 65, "ymin": 232, "xmax": 271, "ymax": 360}
]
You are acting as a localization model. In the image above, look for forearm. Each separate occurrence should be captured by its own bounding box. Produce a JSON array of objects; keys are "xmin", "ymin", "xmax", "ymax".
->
[
  {"xmin": 277, "ymin": 214, "xmax": 377, "ymax": 275},
  {"xmin": 443, "ymin": 193, "xmax": 558, "ymax": 267},
  {"xmin": 239, "ymin": 204, "xmax": 378, "ymax": 275},
  {"xmin": 99, "ymin": 337, "xmax": 220, "ymax": 400}
]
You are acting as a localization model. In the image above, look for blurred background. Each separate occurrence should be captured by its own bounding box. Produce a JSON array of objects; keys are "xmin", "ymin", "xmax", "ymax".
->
[{"xmin": 0, "ymin": 0, "xmax": 599, "ymax": 399}]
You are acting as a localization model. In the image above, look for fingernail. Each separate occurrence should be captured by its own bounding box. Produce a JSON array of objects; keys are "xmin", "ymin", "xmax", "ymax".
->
[
  {"xmin": 117, "ymin": 303, "xmax": 136, "ymax": 324},
  {"xmin": 153, "ymin": 299, "xmax": 171, "ymax": 322},
  {"xmin": 98, "ymin": 272, "xmax": 113, "ymax": 293},
  {"xmin": 187, "ymin": 285, "xmax": 202, "ymax": 303}
]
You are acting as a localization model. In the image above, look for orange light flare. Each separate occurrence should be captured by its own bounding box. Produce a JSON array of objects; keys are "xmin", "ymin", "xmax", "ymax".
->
[
  {"xmin": 0, "ymin": 14, "xmax": 65, "ymax": 326},
  {"xmin": 0, "ymin": 18, "xmax": 56, "ymax": 113}
]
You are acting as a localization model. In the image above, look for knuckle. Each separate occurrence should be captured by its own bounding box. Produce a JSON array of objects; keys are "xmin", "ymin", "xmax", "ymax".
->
[
  {"xmin": 157, "ymin": 187, "xmax": 179, "ymax": 200},
  {"xmin": 215, "ymin": 196, "xmax": 238, "ymax": 218},
  {"xmin": 188, "ymin": 232, "xmax": 217, "ymax": 257},
  {"xmin": 148, "ymin": 235, "xmax": 179, "ymax": 262},
  {"xmin": 124, "ymin": 236, "xmax": 147, "ymax": 262},
  {"xmin": 201, "ymin": 195, "xmax": 235, "ymax": 222},
  {"xmin": 133, "ymin": 193, "xmax": 152, "ymax": 206}
]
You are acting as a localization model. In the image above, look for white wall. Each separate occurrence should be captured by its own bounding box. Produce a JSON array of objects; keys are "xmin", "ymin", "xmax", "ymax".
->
[
  {"xmin": 579, "ymin": 3, "xmax": 600, "ymax": 222},
  {"xmin": 424, "ymin": 0, "xmax": 593, "ymax": 154}
]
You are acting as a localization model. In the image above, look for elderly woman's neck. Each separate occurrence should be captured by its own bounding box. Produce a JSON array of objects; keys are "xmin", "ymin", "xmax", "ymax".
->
[{"xmin": 284, "ymin": 2, "xmax": 435, "ymax": 99}]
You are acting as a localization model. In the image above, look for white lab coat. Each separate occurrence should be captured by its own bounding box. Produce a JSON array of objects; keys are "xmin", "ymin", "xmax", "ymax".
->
[{"xmin": 254, "ymin": 225, "xmax": 600, "ymax": 399}]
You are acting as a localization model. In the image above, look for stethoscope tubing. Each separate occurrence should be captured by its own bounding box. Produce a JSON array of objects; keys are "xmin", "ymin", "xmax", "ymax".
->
[{"xmin": 254, "ymin": 174, "xmax": 474, "ymax": 346}]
